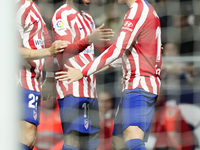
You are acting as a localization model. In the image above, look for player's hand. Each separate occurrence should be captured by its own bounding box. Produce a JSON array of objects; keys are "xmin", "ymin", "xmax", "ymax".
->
[
  {"xmin": 49, "ymin": 40, "xmax": 71, "ymax": 56},
  {"xmin": 55, "ymin": 64, "xmax": 83, "ymax": 84},
  {"xmin": 88, "ymin": 23, "xmax": 114, "ymax": 43},
  {"xmin": 42, "ymin": 77, "xmax": 56, "ymax": 101}
]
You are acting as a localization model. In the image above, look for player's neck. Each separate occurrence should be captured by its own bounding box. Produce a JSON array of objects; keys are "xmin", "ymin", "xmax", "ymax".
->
[
  {"xmin": 127, "ymin": 0, "xmax": 136, "ymax": 8},
  {"xmin": 26, "ymin": 0, "xmax": 33, "ymax": 2},
  {"xmin": 66, "ymin": 0, "xmax": 80, "ymax": 12}
]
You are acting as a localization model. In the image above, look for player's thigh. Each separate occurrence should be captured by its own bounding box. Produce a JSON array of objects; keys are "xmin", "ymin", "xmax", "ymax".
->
[
  {"xmin": 122, "ymin": 88, "xmax": 157, "ymax": 142},
  {"xmin": 19, "ymin": 120, "xmax": 37, "ymax": 146}
]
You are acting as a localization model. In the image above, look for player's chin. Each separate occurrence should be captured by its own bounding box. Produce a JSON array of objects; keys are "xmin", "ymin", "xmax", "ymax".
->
[{"xmin": 83, "ymin": 0, "xmax": 90, "ymax": 5}]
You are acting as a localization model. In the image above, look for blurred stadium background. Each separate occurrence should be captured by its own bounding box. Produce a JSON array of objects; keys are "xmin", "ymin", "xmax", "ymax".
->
[{"xmin": 2, "ymin": 0, "xmax": 199, "ymax": 149}]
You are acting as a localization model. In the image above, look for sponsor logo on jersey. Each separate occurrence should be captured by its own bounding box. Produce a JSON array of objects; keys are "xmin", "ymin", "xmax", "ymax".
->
[
  {"xmin": 124, "ymin": 21, "xmax": 133, "ymax": 28},
  {"xmin": 84, "ymin": 119, "xmax": 89, "ymax": 130},
  {"xmin": 35, "ymin": 39, "xmax": 44, "ymax": 46},
  {"xmin": 90, "ymin": 22, "xmax": 94, "ymax": 29},
  {"xmin": 122, "ymin": 21, "xmax": 133, "ymax": 31},
  {"xmin": 79, "ymin": 27, "xmax": 85, "ymax": 30},
  {"xmin": 81, "ymin": 45, "xmax": 94, "ymax": 54}
]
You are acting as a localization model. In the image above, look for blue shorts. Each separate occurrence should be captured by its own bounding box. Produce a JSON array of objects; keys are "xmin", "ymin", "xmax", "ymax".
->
[
  {"xmin": 112, "ymin": 88, "xmax": 157, "ymax": 142},
  {"xmin": 58, "ymin": 95, "xmax": 100, "ymax": 134},
  {"xmin": 21, "ymin": 88, "xmax": 41, "ymax": 126}
]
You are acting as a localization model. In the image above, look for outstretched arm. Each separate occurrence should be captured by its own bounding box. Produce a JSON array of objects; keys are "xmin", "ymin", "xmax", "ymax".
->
[
  {"xmin": 55, "ymin": 44, "xmax": 124, "ymax": 83},
  {"xmin": 20, "ymin": 40, "xmax": 70, "ymax": 61}
]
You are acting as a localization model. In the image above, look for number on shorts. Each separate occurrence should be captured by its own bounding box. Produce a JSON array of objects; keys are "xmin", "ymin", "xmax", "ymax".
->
[
  {"xmin": 28, "ymin": 93, "xmax": 39, "ymax": 109},
  {"xmin": 82, "ymin": 103, "xmax": 90, "ymax": 118}
]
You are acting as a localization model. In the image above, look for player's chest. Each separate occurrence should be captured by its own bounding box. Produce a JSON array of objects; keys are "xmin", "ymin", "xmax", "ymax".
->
[
  {"xmin": 70, "ymin": 15, "xmax": 94, "ymax": 40},
  {"xmin": 23, "ymin": 10, "xmax": 45, "ymax": 37}
]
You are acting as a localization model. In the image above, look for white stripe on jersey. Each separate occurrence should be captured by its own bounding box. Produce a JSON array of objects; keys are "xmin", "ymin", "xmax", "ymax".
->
[
  {"xmin": 126, "ymin": 0, "xmax": 149, "ymax": 49},
  {"xmin": 32, "ymin": 4, "xmax": 45, "ymax": 25},
  {"xmin": 69, "ymin": 58, "xmax": 81, "ymax": 97},
  {"xmin": 128, "ymin": 3, "xmax": 138, "ymax": 19},
  {"xmin": 78, "ymin": 13, "xmax": 90, "ymax": 36},
  {"xmin": 33, "ymin": 59, "xmax": 40, "ymax": 91},
  {"xmin": 56, "ymin": 81, "xmax": 64, "ymax": 98},
  {"xmin": 16, "ymin": 2, "xmax": 30, "ymax": 39},
  {"xmin": 75, "ymin": 16, "xmax": 85, "ymax": 40},
  {"xmin": 140, "ymin": 76, "xmax": 149, "ymax": 92},
  {"xmin": 26, "ymin": 64, "xmax": 34, "ymax": 91},
  {"xmin": 150, "ymin": 76, "xmax": 157, "ymax": 94}
]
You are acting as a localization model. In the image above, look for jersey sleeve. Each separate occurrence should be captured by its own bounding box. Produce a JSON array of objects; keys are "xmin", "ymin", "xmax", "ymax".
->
[
  {"xmin": 109, "ymin": 58, "xmax": 122, "ymax": 68},
  {"xmin": 113, "ymin": 2, "xmax": 148, "ymax": 50},
  {"xmin": 80, "ymin": 3, "xmax": 148, "ymax": 77}
]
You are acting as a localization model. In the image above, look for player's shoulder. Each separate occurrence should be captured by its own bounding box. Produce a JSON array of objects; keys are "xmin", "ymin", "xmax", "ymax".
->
[{"xmin": 53, "ymin": 4, "xmax": 77, "ymax": 20}]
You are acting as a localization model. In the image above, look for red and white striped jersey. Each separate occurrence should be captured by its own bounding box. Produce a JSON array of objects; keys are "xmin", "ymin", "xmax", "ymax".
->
[
  {"xmin": 52, "ymin": 4, "xmax": 97, "ymax": 99},
  {"xmin": 16, "ymin": 0, "xmax": 51, "ymax": 92},
  {"xmin": 81, "ymin": 0, "xmax": 162, "ymax": 95}
]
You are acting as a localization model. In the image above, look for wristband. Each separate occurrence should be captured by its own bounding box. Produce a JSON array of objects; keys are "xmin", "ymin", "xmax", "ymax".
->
[{"xmin": 46, "ymin": 72, "xmax": 55, "ymax": 78}]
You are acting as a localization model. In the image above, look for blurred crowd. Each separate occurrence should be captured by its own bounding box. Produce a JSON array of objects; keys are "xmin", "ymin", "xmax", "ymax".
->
[{"xmin": 32, "ymin": 0, "xmax": 200, "ymax": 149}]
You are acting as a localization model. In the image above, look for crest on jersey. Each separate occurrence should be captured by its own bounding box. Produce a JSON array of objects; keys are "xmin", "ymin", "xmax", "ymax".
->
[
  {"xmin": 84, "ymin": 119, "xmax": 89, "ymax": 130},
  {"xmin": 33, "ymin": 110, "xmax": 37, "ymax": 120}
]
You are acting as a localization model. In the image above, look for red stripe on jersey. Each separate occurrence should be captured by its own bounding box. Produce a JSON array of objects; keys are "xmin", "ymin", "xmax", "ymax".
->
[
  {"xmin": 74, "ymin": 23, "xmax": 81, "ymax": 42},
  {"xmin": 77, "ymin": 17, "xmax": 87, "ymax": 37},
  {"xmin": 55, "ymin": 6, "xmax": 67, "ymax": 20},
  {"xmin": 84, "ymin": 53, "xmax": 92, "ymax": 62},
  {"xmin": 145, "ymin": 77, "xmax": 152, "ymax": 93},
  {"xmin": 82, "ymin": 17, "xmax": 93, "ymax": 33},
  {"xmin": 21, "ymin": 5, "xmax": 31, "ymax": 29},
  {"xmin": 125, "ymin": 51, "xmax": 136, "ymax": 89},
  {"xmin": 87, "ymin": 77, "xmax": 91, "ymax": 98},
  {"xmin": 73, "ymin": 55, "xmax": 85, "ymax": 97},
  {"xmin": 74, "ymin": 55, "xmax": 85, "ymax": 67},
  {"xmin": 156, "ymin": 77, "xmax": 160, "ymax": 95},
  {"xmin": 37, "ymin": 60, "xmax": 43, "ymax": 91},
  {"xmin": 96, "ymin": 46, "xmax": 116, "ymax": 72}
]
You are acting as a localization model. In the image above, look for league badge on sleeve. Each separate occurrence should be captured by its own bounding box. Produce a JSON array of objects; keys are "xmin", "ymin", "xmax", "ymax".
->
[
  {"xmin": 56, "ymin": 20, "xmax": 64, "ymax": 28},
  {"xmin": 55, "ymin": 19, "xmax": 68, "ymax": 36}
]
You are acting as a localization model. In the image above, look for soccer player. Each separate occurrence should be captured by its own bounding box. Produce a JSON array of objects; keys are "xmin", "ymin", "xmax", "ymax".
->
[
  {"xmin": 16, "ymin": 0, "xmax": 71, "ymax": 150},
  {"xmin": 55, "ymin": 0, "xmax": 162, "ymax": 149},
  {"xmin": 42, "ymin": 0, "xmax": 115, "ymax": 150}
]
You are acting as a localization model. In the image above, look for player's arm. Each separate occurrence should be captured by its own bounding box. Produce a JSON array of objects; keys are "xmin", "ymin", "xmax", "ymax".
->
[
  {"xmin": 20, "ymin": 40, "xmax": 70, "ymax": 61},
  {"xmin": 42, "ymin": 26, "xmax": 71, "ymax": 101},
  {"xmin": 59, "ymin": 23, "xmax": 114, "ymax": 60},
  {"xmin": 54, "ymin": 9, "xmax": 142, "ymax": 83}
]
